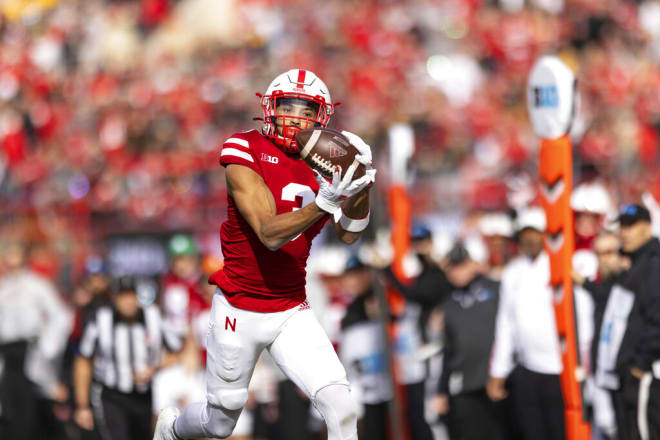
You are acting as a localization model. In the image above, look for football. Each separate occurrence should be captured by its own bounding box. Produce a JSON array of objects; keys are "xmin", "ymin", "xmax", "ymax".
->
[{"xmin": 296, "ymin": 128, "xmax": 366, "ymax": 180}]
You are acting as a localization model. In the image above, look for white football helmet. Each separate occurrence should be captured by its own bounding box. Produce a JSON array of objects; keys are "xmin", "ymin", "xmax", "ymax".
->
[
  {"xmin": 259, "ymin": 69, "xmax": 335, "ymax": 154},
  {"xmin": 515, "ymin": 206, "xmax": 546, "ymax": 232},
  {"xmin": 571, "ymin": 182, "xmax": 613, "ymax": 242},
  {"xmin": 570, "ymin": 182, "xmax": 613, "ymax": 216}
]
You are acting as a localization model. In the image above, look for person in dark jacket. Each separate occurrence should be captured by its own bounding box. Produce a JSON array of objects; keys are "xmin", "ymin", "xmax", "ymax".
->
[
  {"xmin": 601, "ymin": 204, "xmax": 660, "ymax": 440},
  {"xmin": 434, "ymin": 243, "xmax": 510, "ymax": 440},
  {"xmin": 340, "ymin": 256, "xmax": 390, "ymax": 440},
  {"xmin": 383, "ymin": 224, "xmax": 448, "ymax": 440},
  {"xmin": 574, "ymin": 231, "xmax": 628, "ymax": 439},
  {"xmin": 386, "ymin": 222, "xmax": 452, "ymax": 342},
  {"xmin": 342, "ymin": 254, "xmax": 435, "ymax": 440}
]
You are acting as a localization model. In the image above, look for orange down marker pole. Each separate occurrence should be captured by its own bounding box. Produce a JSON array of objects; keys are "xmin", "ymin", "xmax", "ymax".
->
[
  {"xmin": 389, "ymin": 185, "xmax": 411, "ymax": 296},
  {"xmin": 529, "ymin": 56, "xmax": 589, "ymax": 440},
  {"xmin": 388, "ymin": 123, "xmax": 415, "ymax": 313},
  {"xmin": 385, "ymin": 123, "xmax": 416, "ymax": 440},
  {"xmin": 539, "ymin": 135, "xmax": 590, "ymax": 440}
]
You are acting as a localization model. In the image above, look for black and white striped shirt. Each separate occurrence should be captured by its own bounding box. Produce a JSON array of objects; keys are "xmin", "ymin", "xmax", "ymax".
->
[{"xmin": 79, "ymin": 305, "xmax": 181, "ymax": 393}]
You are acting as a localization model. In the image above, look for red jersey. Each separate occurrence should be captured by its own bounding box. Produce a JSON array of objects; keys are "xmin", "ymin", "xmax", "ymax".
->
[
  {"xmin": 208, "ymin": 130, "xmax": 329, "ymax": 312},
  {"xmin": 161, "ymin": 273, "xmax": 207, "ymax": 333}
]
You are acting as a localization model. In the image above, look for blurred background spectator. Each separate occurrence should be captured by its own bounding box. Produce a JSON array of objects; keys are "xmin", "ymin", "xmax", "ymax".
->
[
  {"xmin": 0, "ymin": 241, "xmax": 71, "ymax": 440},
  {"xmin": 487, "ymin": 207, "xmax": 566, "ymax": 440},
  {"xmin": 340, "ymin": 255, "xmax": 392, "ymax": 440},
  {"xmin": 574, "ymin": 230, "xmax": 627, "ymax": 440},
  {"xmin": 73, "ymin": 275, "xmax": 182, "ymax": 440},
  {"xmin": 607, "ymin": 204, "xmax": 660, "ymax": 440},
  {"xmin": 434, "ymin": 242, "xmax": 510, "ymax": 440}
]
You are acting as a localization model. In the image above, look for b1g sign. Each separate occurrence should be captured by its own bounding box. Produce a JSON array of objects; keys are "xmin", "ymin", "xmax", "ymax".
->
[
  {"xmin": 533, "ymin": 85, "xmax": 559, "ymax": 108},
  {"xmin": 527, "ymin": 56, "xmax": 576, "ymax": 139}
]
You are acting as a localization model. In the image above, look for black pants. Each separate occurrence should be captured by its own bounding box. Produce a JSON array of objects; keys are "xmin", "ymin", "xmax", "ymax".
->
[
  {"xmin": 277, "ymin": 379, "xmax": 312, "ymax": 440},
  {"xmin": 94, "ymin": 387, "xmax": 152, "ymax": 440},
  {"xmin": 621, "ymin": 374, "xmax": 660, "ymax": 440},
  {"xmin": 448, "ymin": 389, "xmax": 510, "ymax": 440},
  {"xmin": 361, "ymin": 387, "xmax": 433, "ymax": 440},
  {"xmin": 35, "ymin": 397, "xmax": 69, "ymax": 440},
  {"xmin": 0, "ymin": 341, "xmax": 40, "ymax": 440},
  {"xmin": 610, "ymin": 387, "xmax": 630, "ymax": 440},
  {"xmin": 405, "ymin": 381, "xmax": 434, "ymax": 440},
  {"xmin": 253, "ymin": 401, "xmax": 281, "ymax": 440},
  {"xmin": 361, "ymin": 402, "xmax": 388, "ymax": 440},
  {"xmin": 511, "ymin": 367, "xmax": 566, "ymax": 440}
]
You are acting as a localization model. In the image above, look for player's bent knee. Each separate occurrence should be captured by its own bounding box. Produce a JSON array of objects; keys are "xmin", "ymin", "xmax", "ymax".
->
[
  {"xmin": 313, "ymin": 384, "xmax": 358, "ymax": 440},
  {"xmin": 208, "ymin": 387, "xmax": 248, "ymax": 411}
]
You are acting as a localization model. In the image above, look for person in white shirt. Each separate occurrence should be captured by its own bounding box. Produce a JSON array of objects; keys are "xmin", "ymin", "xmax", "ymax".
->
[
  {"xmin": 486, "ymin": 207, "xmax": 566, "ymax": 440},
  {"xmin": 0, "ymin": 242, "xmax": 72, "ymax": 440}
]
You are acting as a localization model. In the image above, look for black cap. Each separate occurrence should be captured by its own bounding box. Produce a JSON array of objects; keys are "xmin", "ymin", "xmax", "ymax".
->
[
  {"xmin": 616, "ymin": 204, "xmax": 651, "ymax": 226},
  {"xmin": 410, "ymin": 222, "xmax": 432, "ymax": 241},
  {"xmin": 111, "ymin": 276, "xmax": 138, "ymax": 294},
  {"xmin": 447, "ymin": 242, "xmax": 470, "ymax": 266}
]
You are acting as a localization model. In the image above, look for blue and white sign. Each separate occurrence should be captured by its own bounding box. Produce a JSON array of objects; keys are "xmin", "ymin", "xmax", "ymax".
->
[{"xmin": 527, "ymin": 56, "xmax": 577, "ymax": 139}]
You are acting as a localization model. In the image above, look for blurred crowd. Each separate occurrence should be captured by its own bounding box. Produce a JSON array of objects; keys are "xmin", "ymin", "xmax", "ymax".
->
[{"xmin": 2, "ymin": 0, "xmax": 660, "ymax": 272}]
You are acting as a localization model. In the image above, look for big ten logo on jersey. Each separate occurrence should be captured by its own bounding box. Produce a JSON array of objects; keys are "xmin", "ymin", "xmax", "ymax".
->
[
  {"xmin": 533, "ymin": 85, "xmax": 558, "ymax": 108},
  {"xmin": 261, "ymin": 152, "xmax": 279, "ymax": 164}
]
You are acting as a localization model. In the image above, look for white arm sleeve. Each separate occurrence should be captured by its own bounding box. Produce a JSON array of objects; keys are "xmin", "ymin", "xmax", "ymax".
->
[
  {"xmin": 25, "ymin": 276, "xmax": 73, "ymax": 397},
  {"xmin": 489, "ymin": 273, "xmax": 517, "ymax": 379},
  {"xmin": 37, "ymin": 279, "xmax": 73, "ymax": 359}
]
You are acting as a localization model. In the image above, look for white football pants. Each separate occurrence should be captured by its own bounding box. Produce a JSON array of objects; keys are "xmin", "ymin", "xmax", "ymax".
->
[{"xmin": 174, "ymin": 290, "xmax": 357, "ymax": 439}]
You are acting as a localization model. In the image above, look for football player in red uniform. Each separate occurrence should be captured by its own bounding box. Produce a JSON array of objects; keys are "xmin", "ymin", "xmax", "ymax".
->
[{"xmin": 154, "ymin": 69, "xmax": 375, "ymax": 440}]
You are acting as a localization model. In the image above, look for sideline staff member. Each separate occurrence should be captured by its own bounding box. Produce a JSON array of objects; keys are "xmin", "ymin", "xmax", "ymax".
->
[
  {"xmin": 0, "ymin": 242, "xmax": 72, "ymax": 440},
  {"xmin": 435, "ymin": 244, "xmax": 509, "ymax": 440},
  {"xmin": 487, "ymin": 207, "xmax": 566, "ymax": 440},
  {"xmin": 74, "ymin": 276, "xmax": 181, "ymax": 440},
  {"xmin": 611, "ymin": 204, "xmax": 660, "ymax": 440}
]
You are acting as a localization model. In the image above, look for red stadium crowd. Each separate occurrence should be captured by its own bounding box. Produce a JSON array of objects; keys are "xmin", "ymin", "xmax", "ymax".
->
[{"xmin": 1, "ymin": 0, "xmax": 660, "ymax": 244}]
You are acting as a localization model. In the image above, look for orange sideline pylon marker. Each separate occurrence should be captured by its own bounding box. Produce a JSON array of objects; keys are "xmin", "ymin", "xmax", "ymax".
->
[
  {"xmin": 529, "ymin": 56, "xmax": 590, "ymax": 440},
  {"xmin": 386, "ymin": 123, "xmax": 416, "ymax": 440}
]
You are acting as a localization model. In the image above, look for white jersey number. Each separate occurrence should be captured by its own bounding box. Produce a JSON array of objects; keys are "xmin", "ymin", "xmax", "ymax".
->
[{"xmin": 281, "ymin": 183, "xmax": 315, "ymax": 240}]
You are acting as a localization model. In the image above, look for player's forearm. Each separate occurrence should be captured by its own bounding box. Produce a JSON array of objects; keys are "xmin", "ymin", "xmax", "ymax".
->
[
  {"xmin": 334, "ymin": 188, "xmax": 370, "ymax": 244},
  {"xmin": 342, "ymin": 187, "xmax": 370, "ymax": 219},
  {"xmin": 73, "ymin": 356, "xmax": 93, "ymax": 408},
  {"xmin": 260, "ymin": 202, "xmax": 327, "ymax": 251}
]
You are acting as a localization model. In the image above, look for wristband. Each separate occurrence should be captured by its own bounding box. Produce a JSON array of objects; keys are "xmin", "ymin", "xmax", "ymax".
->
[{"xmin": 334, "ymin": 209, "xmax": 370, "ymax": 232}]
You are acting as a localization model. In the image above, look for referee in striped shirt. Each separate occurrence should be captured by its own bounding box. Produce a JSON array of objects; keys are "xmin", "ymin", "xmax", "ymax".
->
[{"xmin": 73, "ymin": 276, "xmax": 181, "ymax": 440}]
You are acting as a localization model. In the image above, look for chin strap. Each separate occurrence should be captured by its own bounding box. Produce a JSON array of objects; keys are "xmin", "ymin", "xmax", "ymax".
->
[{"xmin": 334, "ymin": 209, "xmax": 370, "ymax": 232}]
